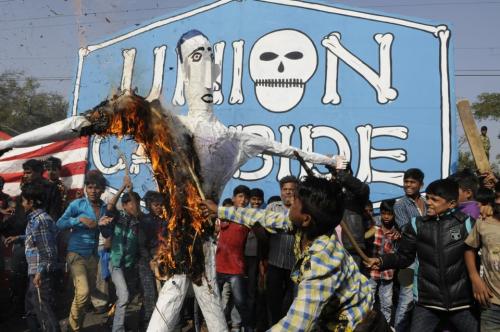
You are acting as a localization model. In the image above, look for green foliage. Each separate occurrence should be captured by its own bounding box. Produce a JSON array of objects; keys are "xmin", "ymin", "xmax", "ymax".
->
[
  {"xmin": 0, "ymin": 71, "xmax": 67, "ymax": 135},
  {"xmin": 457, "ymin": 151, "xmax": 477, "ymax": 172},
  {"xmin": 472, "ymin": 93, "xmax": 500, "ymax": 120},
  {"xmin": 457, "ymin": 150, "xmax": 499, "ymax": 174}
]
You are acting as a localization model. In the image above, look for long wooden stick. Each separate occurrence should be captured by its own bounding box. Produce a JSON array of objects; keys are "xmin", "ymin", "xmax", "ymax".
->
[
  {"xmin": 293, "ymin": 151, "xmax": 370, "ymax": 262},
  {"xmin": 154, "ymin": 265, "xmax": 162, "ymax": 293},
  {"xmin": 186, "ymin": 163, "xmax": 206, "ymax": 200},
  {"xmin": 457, "ymin": 100, "xmax": 491, "ymax": 173}
]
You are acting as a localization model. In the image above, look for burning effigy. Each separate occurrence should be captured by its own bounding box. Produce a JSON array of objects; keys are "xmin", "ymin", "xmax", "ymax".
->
[
  {"xmin": 0, "ymin": 30, "xmax": 345, "ymax": 331},
  {"xmin": 81, "ymin": 92, "xmax": 209, "ymax": 283}
]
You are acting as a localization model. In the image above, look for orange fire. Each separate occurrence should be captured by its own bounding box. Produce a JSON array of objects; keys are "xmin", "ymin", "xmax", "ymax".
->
[{"xmin": 86, "ymin": 93, "xmax": 210, "ymax": 282}]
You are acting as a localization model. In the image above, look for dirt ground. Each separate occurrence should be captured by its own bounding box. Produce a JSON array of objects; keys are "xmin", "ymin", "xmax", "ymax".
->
[{"xmin": 0, "ymin": 284, "xmax": 200, "ymax": 332}]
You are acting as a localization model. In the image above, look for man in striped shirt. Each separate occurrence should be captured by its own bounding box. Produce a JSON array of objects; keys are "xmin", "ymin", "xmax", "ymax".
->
[
  {"xmin": 392, "ymin": 168, "xmax": 426, "ymax": 332},
  {"xmin": 203, "ymin": 176, "xmax": 382, "ymax": 332},
  {"xmin": 265, "ymin": 175, "xmax": 298, "ymax": 325}
]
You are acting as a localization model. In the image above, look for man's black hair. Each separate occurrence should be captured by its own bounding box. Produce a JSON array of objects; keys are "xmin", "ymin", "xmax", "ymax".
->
[
  {"xmin": 448, "ymin": 168, "xmax": 479, "ymax": 199},
  {"xmin": 143, "ymin": 190, "xmax": 165, "ymax": 207},
  {"xmin": 403, "ymin": 168, "xmax": 424, "ymax": 183},
  {"xmin": 425, "ymin": 179, "xmax": 459, "ymax": 203},
  {"xmin": 476, "ymin": 188, "xmax": 495, "ymax": 205},
  {"xmin": 45, "ymin": 156, "xmax": 62, "ymax": 170},
  {"xmin": 22, "ymin": 159, "xmax": 44, "ymax": 174},
  {"xmin": 267, "ymin": 196, "xmax": 281, "ymax": 204},
  {"xmin": 233, "ymin": 185, "xmax": 250, "ymax": 197},
  {"xmin": 481, "ymin": 126, "xmax": 487, "ymax": 131},
  {"xmin": 250, "ymin": 188, "xmax": 264, "ymax": 199},
  {"xmin": 222, "ymin": 198, "xmax": 233, "ymax": 206},
  {"xmin": 365, "ymin": 200, "xmax": 373, "ymax": 208},
  {"xmin": 297, "ymin": 176, "xmax": 344, "ymax": 239},
  {"xmin": 84, "ymin": 170, "xmax": 108, "ymax": 189},
  {"xmin": 121, "ymin": 191, "xmax": 141, "ymax": 204},
  {"xmin": 279, "ymin": 175, "xmax": 298, "ymax": 188},
  {"xmin": 380, "ymin": 199, "xmax": 396, "ymax": 213},
  {"xmin": 21, "ymin": 183, "xmax": 46, "ymax": 209}
]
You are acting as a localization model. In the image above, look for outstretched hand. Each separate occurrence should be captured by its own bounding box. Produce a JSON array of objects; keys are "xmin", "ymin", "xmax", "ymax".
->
[
  {"xmin": 364, "ymin": 257, "xmax": 381, "ymax": 270},
  {"xmin": 200, "ymin": 200, "xmax": 218, "ymax": 219},
  {"xmin": 98, "ymin": 215, "xmax": 113, "ymax": 226},
  {"xmin": 4, "ymin": 235, "xmax": 20, "ymax": 246}
]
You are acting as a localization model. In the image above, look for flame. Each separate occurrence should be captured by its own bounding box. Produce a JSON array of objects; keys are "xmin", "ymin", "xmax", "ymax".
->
[{"xmin": 88, "ymin": 93, "xmax": 209, "ymax": 281}]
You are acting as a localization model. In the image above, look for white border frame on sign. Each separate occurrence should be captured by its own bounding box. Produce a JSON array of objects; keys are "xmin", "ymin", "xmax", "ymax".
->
[{"xmin": 70, "ymin": 0, "xmax": 452, "ymax": 179}]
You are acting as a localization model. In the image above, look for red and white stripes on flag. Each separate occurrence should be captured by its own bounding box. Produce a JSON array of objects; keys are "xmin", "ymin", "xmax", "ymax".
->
[{"xmin": 0, "ymin": 137, "xmax": 89, "ymax": 197}]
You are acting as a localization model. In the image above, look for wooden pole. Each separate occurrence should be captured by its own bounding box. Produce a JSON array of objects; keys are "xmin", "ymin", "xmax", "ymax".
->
[{"xmin": 457, "ymin": 99, "xmax": 491, "ymax": 173}]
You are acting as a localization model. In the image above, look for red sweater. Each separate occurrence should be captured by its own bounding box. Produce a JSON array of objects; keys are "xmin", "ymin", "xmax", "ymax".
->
[{"xmin": 216, "ymin": 221, "xmax": 249, "ymax": 275}]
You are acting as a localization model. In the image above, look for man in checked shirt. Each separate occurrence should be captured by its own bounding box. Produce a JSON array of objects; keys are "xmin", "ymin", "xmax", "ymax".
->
[
  {"xmin": 18, "ymin": 183, "xmax": 60, "ymax": 331},
  {"xmin": 203, "ymin": 176, "xmax": 389, "ymax": 332}
]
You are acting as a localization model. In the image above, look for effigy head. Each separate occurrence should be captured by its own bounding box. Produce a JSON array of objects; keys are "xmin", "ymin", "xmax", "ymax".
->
[{"xmin": 177, "ymin": 30, "xmax": 217, "ymax": 111}]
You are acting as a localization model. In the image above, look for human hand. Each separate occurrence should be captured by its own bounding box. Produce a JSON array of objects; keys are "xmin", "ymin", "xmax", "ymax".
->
[
  {"xmin": 200, "ymin": 200, "xmax": 218, "ymax": 218},
  {"xmin": 124, "ymin": 174, "xmax": 132, "ymax": 190},
  {"xmin": 4, "ymin": 235, "xmax": 19, "ymax": 246},
  {"xmin": 471, "ymin": 275, "xmax": 493, "ymax": 307},
  {"xmin": 149, "ymin": 259, "xmax": 158, "ymax": 272},
  {"xmin": 79, "ymin": 216, "xmax": 97, "ymax": 229},
  {"xmin": 259, "ymin": 260, "xmax": 268, "ymax": 278},
  {"xmin": 0, "ymin": 207, "xmax": 14, "ymax": 216},
  {"xmin": 150, "ymin": 260, "xmax": 164, "ymax": 280},
  {"xmin": 98, "ymin": 215, "xmax": 113, "ymax": 226},
  {"xmin": 33, "ymin": 272, "xmax": 42, "ymax": 288},
  {"xmin": 388, "ymin": 229, "xmax": 401, "ymax": 240},
  {"xmin": 364, "ymin": 257, "xmax": 381, "ymax": 270},
  {"xmin": 480, "ymin": 204, "xmax": 493, "ymax": 219},
  {"xmin": 481, "ymin": 171, "xmax": 498, "ymax": 190}
]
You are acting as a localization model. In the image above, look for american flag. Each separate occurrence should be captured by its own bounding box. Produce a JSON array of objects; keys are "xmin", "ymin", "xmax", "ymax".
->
[{"xmin": 0, "ymin": 136, "xmax": 89, "ymax": 197}]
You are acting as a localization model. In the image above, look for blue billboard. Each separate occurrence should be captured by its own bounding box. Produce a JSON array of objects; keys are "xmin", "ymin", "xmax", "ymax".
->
[{"xmin": 70, "ymin": 0, "xmax": 456, "ymax": 205}]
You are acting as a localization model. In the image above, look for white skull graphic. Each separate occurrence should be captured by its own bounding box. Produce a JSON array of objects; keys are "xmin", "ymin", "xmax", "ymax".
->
[{"xmin": 250, "ymin": 29, "xmax": 318, "ymax": 113}]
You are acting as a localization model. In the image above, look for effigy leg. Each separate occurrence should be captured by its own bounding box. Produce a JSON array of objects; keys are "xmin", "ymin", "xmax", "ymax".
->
[
  {"xmin": 192, "ymin": 276, "xmax": 227, "ymax": 332},
  {"xmin": 147, "ymin": 274, "xmax": 190, "ymax": 332}
]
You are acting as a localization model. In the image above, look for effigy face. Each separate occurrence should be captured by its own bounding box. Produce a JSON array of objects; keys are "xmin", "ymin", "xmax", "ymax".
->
[{"xmin": 178, "ymin": 32, "xmax": 217, "ymax": 113}]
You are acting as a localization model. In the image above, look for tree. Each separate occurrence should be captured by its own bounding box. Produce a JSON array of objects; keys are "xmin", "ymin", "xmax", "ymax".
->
[
  {"xmin": 472, "ymin": 93, "xmax": 500, "ymax": 120},
  {"xmin": 0, "ymin": 71, "xmax": 67, "ymax": 135}
]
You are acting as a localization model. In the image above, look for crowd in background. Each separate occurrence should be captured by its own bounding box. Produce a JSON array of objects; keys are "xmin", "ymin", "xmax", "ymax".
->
[{"xmin": 0, "ymin": 156, "xmax": 499, "ymax": 332}]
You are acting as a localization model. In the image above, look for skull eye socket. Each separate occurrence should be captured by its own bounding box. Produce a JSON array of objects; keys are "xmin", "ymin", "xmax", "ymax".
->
[
  {"xmin": 285, "ymin": 51, "xmax": 303, "ymax": 60},
  {"xmin": 191, "ymin": 52, "xmax": 202, "ymax": 62},
  {"xmin": 260, "ymin": 52, "xmax": 279, "ymax": 61}
]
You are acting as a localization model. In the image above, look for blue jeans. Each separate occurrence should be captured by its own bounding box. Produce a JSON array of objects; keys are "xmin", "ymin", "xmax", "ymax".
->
[
  {"xmin": 481, "ymin": 303, "xmax": 500, "ymax": 332},
  {"xmin": 410, "ymin": 305, "xmax": 478, "ymax": 332},
  {"xmin": 217, "ymin": 273, "xmax": 251, "ymax": 328},
  {"xmin": 371, "ymin": 279, "xmax": 393, "ymax": 324},
  {"xmin": 395, "ymin": 283, "xmax": 414, "ymax": 332},
  {"xmin": 110, "ymin": 265, "xmax": 137, "ymax": 332},
  {"xmin": 25, "ymin": 273, "xmax": 60, "ymax": 332}
]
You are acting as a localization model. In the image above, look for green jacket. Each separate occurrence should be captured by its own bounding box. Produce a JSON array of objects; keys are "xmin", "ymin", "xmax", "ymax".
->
[{"xmin": 101, "ymin": 210, "xmax": 140, "ymax": 268}]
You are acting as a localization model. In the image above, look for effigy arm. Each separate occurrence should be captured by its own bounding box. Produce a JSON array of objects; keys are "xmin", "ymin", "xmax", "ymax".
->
[{"xmin": 0, "ymin": 116, "xmax": 91, "ymax": 151}]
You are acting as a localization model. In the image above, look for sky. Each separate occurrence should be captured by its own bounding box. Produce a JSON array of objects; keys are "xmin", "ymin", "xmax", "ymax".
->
[{"xmin": 0, "ymin": 0, "xmax": 498, "ymax": 160}]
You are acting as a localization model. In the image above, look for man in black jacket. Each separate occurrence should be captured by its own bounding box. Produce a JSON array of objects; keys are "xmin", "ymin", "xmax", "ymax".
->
[{"xmin": 366, "ymin": 179, "xmax": 478, "ymax": 332}]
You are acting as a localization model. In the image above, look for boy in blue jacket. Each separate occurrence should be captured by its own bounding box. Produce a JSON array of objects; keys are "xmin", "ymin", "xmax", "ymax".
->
[
  {"xmin": 366, "ymin": 179, "xmax": 478, "ymax": 332},
  {"xmin": 57, "ymin": 170, "xmax": 108, "ymax": 331}
]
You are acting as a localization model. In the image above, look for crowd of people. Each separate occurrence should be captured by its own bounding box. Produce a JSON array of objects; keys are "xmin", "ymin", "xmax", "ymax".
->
[{"xmin": 0, "ymin": 156, "xmax": 499, "ymax": 332}]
